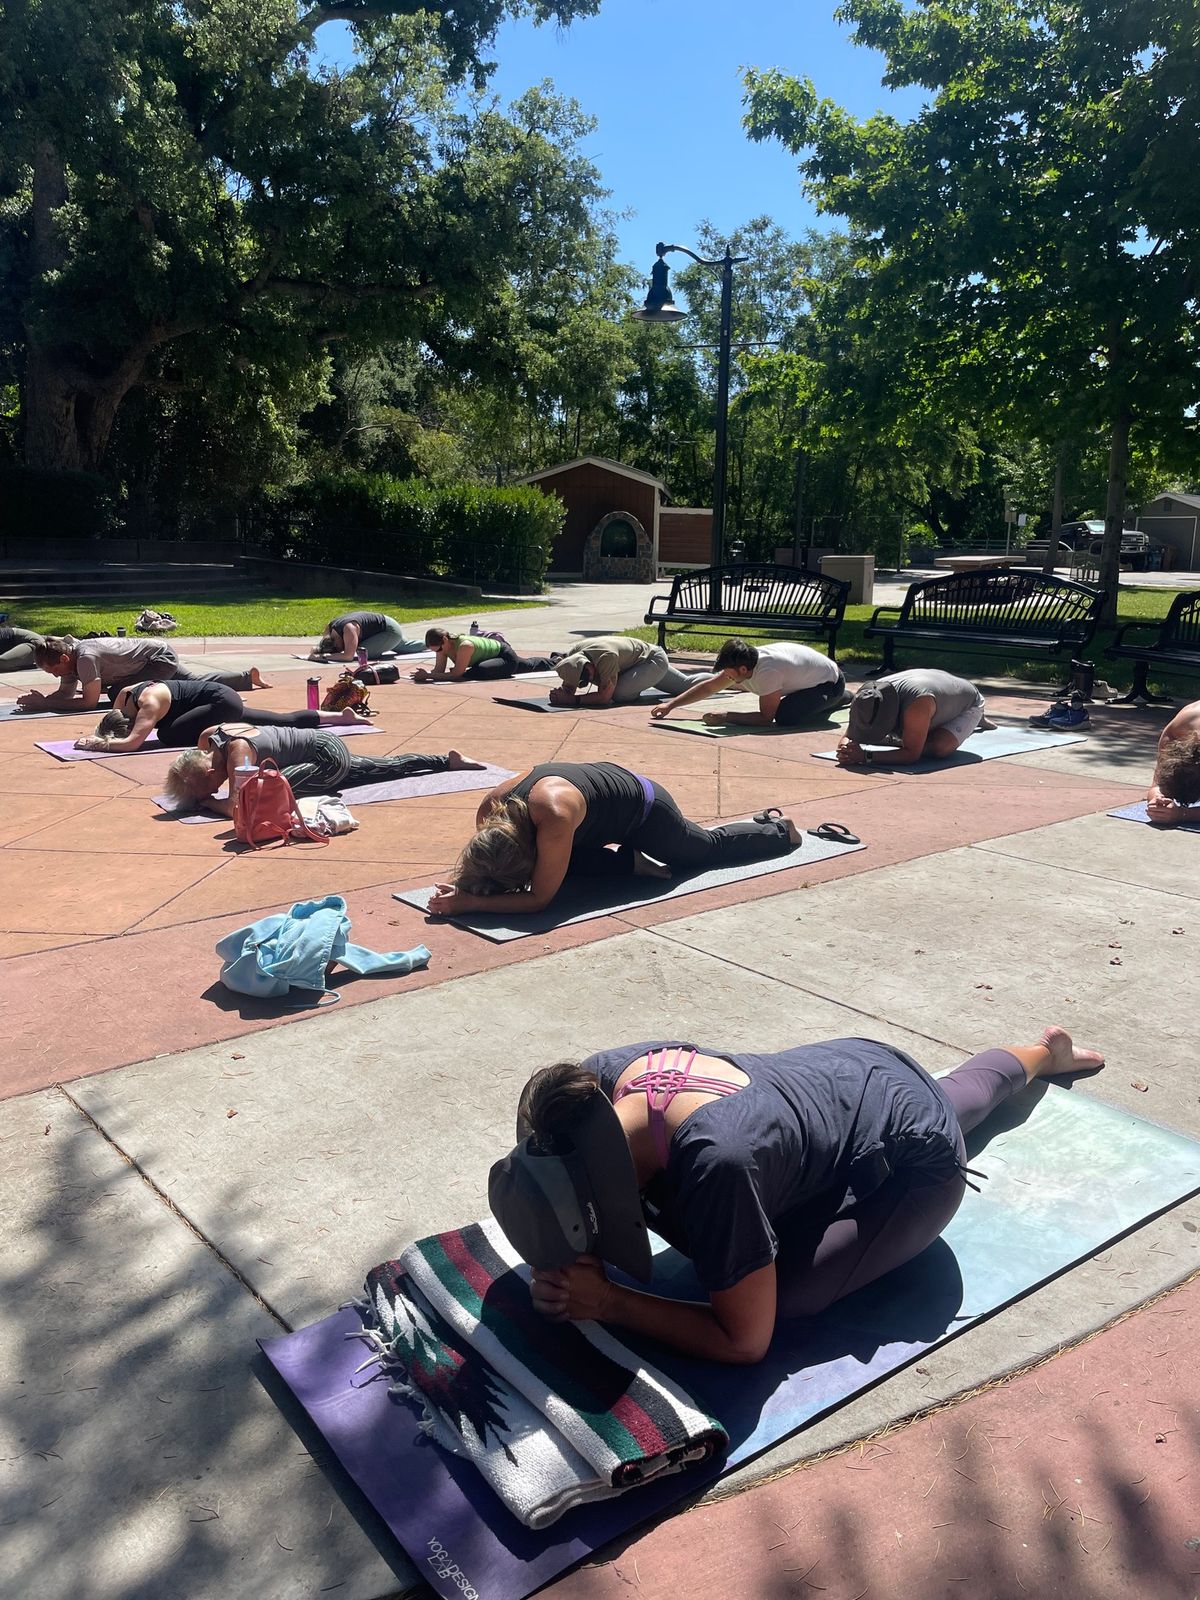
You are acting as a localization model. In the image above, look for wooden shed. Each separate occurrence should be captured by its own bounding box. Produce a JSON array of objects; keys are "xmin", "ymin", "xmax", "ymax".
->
[{"xmin": 515, "ymin": 456, "xmax": 712, "ymax": 579}]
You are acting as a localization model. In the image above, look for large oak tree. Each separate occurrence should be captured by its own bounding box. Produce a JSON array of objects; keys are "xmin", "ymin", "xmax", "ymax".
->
[
  {"xmin": 746, "ymin": 0, "xmax": 1200, "ymax": 617},
  {"xmin": 0, "ymin": 0, "xmax": 597, "ymax": 476}
]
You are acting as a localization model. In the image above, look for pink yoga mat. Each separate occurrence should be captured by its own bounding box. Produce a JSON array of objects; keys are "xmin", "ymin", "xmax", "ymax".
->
[{"xmin": 36, "ymin": 724, "xmax": 384, "ymax": 761}]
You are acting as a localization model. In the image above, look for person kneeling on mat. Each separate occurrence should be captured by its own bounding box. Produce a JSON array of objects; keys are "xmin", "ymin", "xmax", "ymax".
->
[
  {"xmin": 73, "ymin": 678, "xmax": 372, "ymax": 753},
  {"xmin": 17, "ymin": 636, "xmax": 272, "ymax": 714},
  {"xmin": 489, "ymin": 1027, "xmax": 1104, "ymax": 1364},
  {"xmin": 650, "ymin": 638, "xmax": 845, "ymax": 727},
  {"xmin": 428, "ymin": 760, "xmax": 801, "ymax": 919},
  {"xmin": 412, "ymin": 629, "xmax": 555, "ymax": 683},
  {"xmin": 837, "ymin": 669, "xmax": 989, "ymax": 767},
  {"xmin": 310, "ymin": 611, "xmax": 416, "ymax": 662},
  {"xmin": 547, "ymin": 636, "xmax": 708, "ymax": 709},
  {"xmin": 163, "ymin": 724, "xmax": 484, "ymax": 815},
  {"xmin": 1146, "ymin": 698, "xmax": 1200, "ymax": 825}
]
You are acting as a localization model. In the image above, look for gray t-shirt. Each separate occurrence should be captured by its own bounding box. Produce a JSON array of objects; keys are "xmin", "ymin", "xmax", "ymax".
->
[
  {"xmin": 64, "ymin": 638, "xmax": 180, "ymax": 694},
  {"xmin": 886, "ymin": 669, "xmax": 982, "ymax": 728},
  {"xmin": 329, "ymin": 611, "xmax": 388, "ymax": 638}
]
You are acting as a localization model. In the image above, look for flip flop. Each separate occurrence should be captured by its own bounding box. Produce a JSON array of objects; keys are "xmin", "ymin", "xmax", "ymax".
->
[
  {"xmin": 753, "ymin": 807, "xmax": 785, "ymax": 823},
  {"xmin": 807, "ymin": 821, "xmax": 860, "ymax": 845}
]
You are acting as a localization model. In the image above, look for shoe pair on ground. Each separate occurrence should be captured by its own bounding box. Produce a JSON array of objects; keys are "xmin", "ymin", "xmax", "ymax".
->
[{"xmin": 1029, "ymin": 692, "xmax": 1091, "ymax": 730}]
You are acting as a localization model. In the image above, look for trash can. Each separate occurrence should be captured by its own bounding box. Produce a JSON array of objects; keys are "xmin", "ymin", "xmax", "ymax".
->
[{"xmin": 819, "ymin": 554, "xmax": 874, "ymax": 605}]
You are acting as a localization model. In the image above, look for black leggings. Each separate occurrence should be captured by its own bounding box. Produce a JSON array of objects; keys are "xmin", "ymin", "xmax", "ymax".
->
[
  {"xmin": 463, "ymin": 643, "xmax": 557, "ymax": 681},
  {"xmin": 155, "ymin": 685, "xmax": 324, "ymax": 749},
  {"xmin": 775, "ymin": 670, "xmax": 846, "ymax": 726},
  {"xmin": 566, "ymin": 782, "xmax": 794, "ymax": 877}
]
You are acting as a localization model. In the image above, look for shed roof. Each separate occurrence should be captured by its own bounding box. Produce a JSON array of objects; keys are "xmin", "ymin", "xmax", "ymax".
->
[
  {"xmin": 1143, "ymin": 492, "xmax": 1200, "ymax": 511},
  {"xmin": 513, "ymin": 455, "xmax": 667, "ymax": 491}
]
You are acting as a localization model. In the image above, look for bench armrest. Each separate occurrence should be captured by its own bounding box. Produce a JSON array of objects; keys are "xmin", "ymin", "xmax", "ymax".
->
[
  {"xmin": 644, "ymin": 597, "xmax": 672, "ymax": 622},
  {"xmin": 1109, "ymin": 619, "xmax": 1161, "ymax": 650},
  {"xmin": 864, "ymin": 605, "xmax": 900, "ymax": 632}
]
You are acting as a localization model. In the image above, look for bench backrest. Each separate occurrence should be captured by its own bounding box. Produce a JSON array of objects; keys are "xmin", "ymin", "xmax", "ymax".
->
[
  {"xmin": 1161, "ymin": 591, "xmax": 1200, "ymax": 650},
  {"xmin": 897, "ymin": 566, "xmax": 1103, "ymax": 638},
  {"xmin": 668, "ymin": 564, "xmax": 849, "ymax": 621}
]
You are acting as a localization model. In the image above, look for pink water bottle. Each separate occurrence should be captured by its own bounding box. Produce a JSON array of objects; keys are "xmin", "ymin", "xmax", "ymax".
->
[
  {"xmin": 356, "ymin": 646, "xmax": 368, "ymax": 669},
  {"xmin": 306, "ymin": 676, "xmax": 320, "ymax": 710}
]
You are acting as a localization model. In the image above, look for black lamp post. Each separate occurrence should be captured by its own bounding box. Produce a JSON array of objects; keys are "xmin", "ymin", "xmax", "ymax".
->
[{"xmin": 634, "ymin": 240, "xmax": 747, "ymax": 613}]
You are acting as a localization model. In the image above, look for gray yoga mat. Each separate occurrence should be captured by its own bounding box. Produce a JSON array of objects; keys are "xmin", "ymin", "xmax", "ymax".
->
[
  {"xmin": 656, "ymin": 705, "xmax": 852, "ymax": 739},
  {"xmin": 812, "ymin": 725, "xmax": 1087, "ymax": 768},
  {"xmin": 292, "ymin": 646, "xmax": 434, "ymax": 662},
  {"xmin": 0, "ymin": 703, "xmax": 83, "ymax": 722},
  {"xmin": 493, "ymin": 689, "xmax": 674, "ymax": 713},
  {"xmin": 1108, "ymin": 799, "xmax": 1200, "ymax": 831},
  {"xmin": 393, "ymin": 830, "xmax": 864, "ymax": 941}
]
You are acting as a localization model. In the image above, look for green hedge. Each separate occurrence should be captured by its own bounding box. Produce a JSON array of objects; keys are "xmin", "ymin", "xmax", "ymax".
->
[
  {"xmin": 0, "ymin": 466, "xmax": 118, "ymax": 539},
  {"xmin": 251, "ymin": 474, "xmax": 563, "ymax": 589}
]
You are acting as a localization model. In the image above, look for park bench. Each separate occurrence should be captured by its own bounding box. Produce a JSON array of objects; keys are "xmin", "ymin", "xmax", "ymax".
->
[
  {"xmin": 645, "ymin": 563, "xmax": 850, "ymax": 655},
  {"xmin": 865, "ymin": 565, "xmax": 1106, "ymax": 675},
  {"xmin": 1106, "ymin": 589, "xmax": 1200, "ymax": 704}
]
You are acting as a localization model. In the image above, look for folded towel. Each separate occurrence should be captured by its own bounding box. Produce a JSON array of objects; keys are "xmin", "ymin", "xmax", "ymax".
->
[{"xmin": 355, "ymin": 1219, "xmax": 726, "ymax": 1528}]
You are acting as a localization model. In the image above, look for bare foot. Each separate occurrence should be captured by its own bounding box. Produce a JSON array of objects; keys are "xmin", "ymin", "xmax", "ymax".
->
[
  {"xmin": 338, "ymin": 709, "xmax": 372, "ymax": 726},
  {"xmin": 632, "ymin": 849, "xmax": 672, "ymax": 879},
  {"xmin": 248, "ymin": 668, "xmax": 273, "ymax": 690},
  {"xmin": 1034, "ymin": 1025, "xmax": 1105, "ymax": 1079},
  {"xmin": 447, "ymin": 750, "xmax": 487, "ymax": 771}
]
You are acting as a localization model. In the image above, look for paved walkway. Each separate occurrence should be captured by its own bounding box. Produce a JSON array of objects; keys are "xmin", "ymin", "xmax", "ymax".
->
[{"xmin": 1, "ymin": 592, "xmax": 1196, "ymax": 1600}]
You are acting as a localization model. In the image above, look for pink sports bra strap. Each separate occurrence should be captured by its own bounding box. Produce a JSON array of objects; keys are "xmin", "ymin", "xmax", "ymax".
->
[{"xmin": 614, "ymin": 1046, "xmax": 740, "ymax": 1169}]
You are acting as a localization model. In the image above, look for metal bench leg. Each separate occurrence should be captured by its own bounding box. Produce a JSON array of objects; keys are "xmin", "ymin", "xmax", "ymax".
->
[
  {"xmin": 862, "ymin": 637, "xmax": 894, "ymax": 678},
  {"xmin": 657, "ymin": 621, "xmax": 667, "ymax": 649},
  {"xmin": 1108, "ymin": 659, "xmax": 1175, "ymax": 706}
]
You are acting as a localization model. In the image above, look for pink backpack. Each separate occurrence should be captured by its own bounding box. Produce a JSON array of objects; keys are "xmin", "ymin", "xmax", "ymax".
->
[{"xmin": 233, "ymin": 760, "xmax": 327, "ymax": 850}]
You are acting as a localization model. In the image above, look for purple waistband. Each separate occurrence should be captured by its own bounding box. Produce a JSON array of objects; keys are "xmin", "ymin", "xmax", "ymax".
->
[{"xmin": 634, "ymin": 772, "xmax": 655, "ymax": 826}]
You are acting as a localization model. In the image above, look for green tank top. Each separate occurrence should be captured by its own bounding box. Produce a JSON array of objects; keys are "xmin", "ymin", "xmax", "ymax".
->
[{"xmin": 451, "ymin": 633, "xmax": 501, "ymax": 663}]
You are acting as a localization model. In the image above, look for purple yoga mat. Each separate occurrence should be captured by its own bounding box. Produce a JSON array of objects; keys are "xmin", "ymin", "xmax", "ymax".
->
[
  {"xmin": 37, "ymin": 723, "xmax": 383, "ymax": 762},
  {"xmin": 345, "ymin": 763, "xmax": 513, "ymax": 807}
]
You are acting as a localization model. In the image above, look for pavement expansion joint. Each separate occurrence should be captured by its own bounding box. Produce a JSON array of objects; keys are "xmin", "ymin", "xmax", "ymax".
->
[{"xmin": 56, "ymin": 1081, "xmax": 291, "ymax": 1334}]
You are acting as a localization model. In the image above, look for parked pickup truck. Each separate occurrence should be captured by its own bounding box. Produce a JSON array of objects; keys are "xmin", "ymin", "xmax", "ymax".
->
[{"xmin": 1026, "ymin": 519, "xmax": 1151, "ymax": 570}]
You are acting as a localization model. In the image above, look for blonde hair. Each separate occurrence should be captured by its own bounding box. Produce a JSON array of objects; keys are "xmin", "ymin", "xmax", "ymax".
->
[
  {"xmin": 164, "ymin": 748, "xmax": 214, "ymax": 807},
  {"xmin": 454, "ymin": 797, "xmax": 538, "ymax": 894},
  {"xmin": 95, "ymin": 708, "xmax": 131, "ymax": 739}
]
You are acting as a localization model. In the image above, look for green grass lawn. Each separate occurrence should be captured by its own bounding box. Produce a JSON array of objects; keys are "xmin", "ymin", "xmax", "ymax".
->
[
  {"xmin": 5, "ymin": 589, "xmax": 547, "ymax": 638},
  {"xmin": 632, "ymin": 585, "xmax": 1196, "ymax": 697}
]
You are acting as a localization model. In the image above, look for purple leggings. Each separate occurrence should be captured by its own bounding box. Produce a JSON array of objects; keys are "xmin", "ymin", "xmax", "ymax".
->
[{"xmin": 776, "ymin": 1049, "xmax": 1027, "ymax": 1319}]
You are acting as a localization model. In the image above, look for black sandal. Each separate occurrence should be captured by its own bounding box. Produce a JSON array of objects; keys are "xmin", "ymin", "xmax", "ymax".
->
[
  {"xmin": 753, "ymin": 807, "xmax": 784, "ymax": 823},
  {"xmin": 807, "ymin": 821, "xmax": 860, "ymax": 844}
]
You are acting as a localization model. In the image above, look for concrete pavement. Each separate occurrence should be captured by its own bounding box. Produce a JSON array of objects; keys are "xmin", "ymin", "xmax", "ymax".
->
[{"xmin": 2, "ymin": 588, "xmax": 1197, "ymax": 1600}]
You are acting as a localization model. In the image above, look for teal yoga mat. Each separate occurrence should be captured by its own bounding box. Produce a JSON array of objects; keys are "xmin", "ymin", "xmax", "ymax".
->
[
  {"xmin": 392, "ymin": 830, "xmax": 864, "ymax": 941},
  {"xmin": 262, "ymin": 1082, "xmax": 1200, "ymax": 1600},
  {"xmin": 812, "ymin": 725, "xmax": 1087, "ymax": 768}
]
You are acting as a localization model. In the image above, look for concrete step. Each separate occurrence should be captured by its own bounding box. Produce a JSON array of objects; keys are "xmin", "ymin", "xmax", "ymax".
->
[{"xmin": 0, "ymin": 564, "xmax": 250, "ymax": 601}]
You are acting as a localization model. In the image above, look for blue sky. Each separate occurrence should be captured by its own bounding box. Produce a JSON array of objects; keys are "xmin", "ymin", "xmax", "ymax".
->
[{"xmin": 318, "ymin": 1, "xmax": 924, "ymax": 270}]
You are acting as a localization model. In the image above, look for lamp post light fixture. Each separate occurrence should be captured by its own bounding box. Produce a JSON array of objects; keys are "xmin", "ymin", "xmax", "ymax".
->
[{"xmin": 634, "ymin": 240, "xmax": 748, "ymax": 613}]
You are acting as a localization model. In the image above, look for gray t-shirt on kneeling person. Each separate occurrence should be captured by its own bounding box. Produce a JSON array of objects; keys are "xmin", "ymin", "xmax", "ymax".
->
[
  {"xmin": 885, "ymin": 668, "xmax": 982, "ymax": 727},
  {"xmin": 62, "ymin": 638, "xmax": 181, "ymax": 695}
]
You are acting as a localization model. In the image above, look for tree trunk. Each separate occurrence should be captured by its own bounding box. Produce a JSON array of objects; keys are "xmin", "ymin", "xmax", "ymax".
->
[
  {"xmin": 1042, "ymin": 448, "xmax": 1065, "ymax": 575},
  {"xmin": 1097, "ymin": 412, "xmax": 1131, "ymax": 627}
]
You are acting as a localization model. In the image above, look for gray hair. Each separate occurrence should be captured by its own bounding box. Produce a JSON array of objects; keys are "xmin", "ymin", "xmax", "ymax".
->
[
  {"xmin": 454, "ymin": 797, "xmax": 538, "ymax": 895},
  {"xmin": 163, "ymin": 748, "xmax": 214, "ymax": 807}
]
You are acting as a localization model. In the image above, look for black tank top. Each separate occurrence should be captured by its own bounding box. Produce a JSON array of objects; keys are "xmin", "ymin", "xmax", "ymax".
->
[
  {"xmin": 127, "ymin": 676, "xmax": 219, "ymax": 712},
  {"xmin": 510, "ymin": 762, "xmax": 647, "ymax": 850}
]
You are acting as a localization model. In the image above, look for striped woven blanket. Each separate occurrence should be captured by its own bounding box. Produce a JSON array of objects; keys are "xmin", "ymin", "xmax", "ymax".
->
[{"xmin": 357, "ymin": 1218, "xmax": 727, "ymax": 1528}]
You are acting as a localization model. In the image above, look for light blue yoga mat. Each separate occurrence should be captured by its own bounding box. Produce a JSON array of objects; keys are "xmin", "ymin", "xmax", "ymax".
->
[
  {"xmin": 655, "ymin": 705, "xmax": 852, "ymax": 739},
  {"xmin": 813, "ymin": 724, "xmax": 1087, "ymax": 768},
  {"xmin": 392, "ymin": 830, "xmax": 864, "ymax": 941},
  {"xmin": 1108, "ymin": 799, "xmax": 1200, "ymax": 831},
  {"xmin": 262, "ymin": 1081, "xmax": 1200, "ymax": 1600}
]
